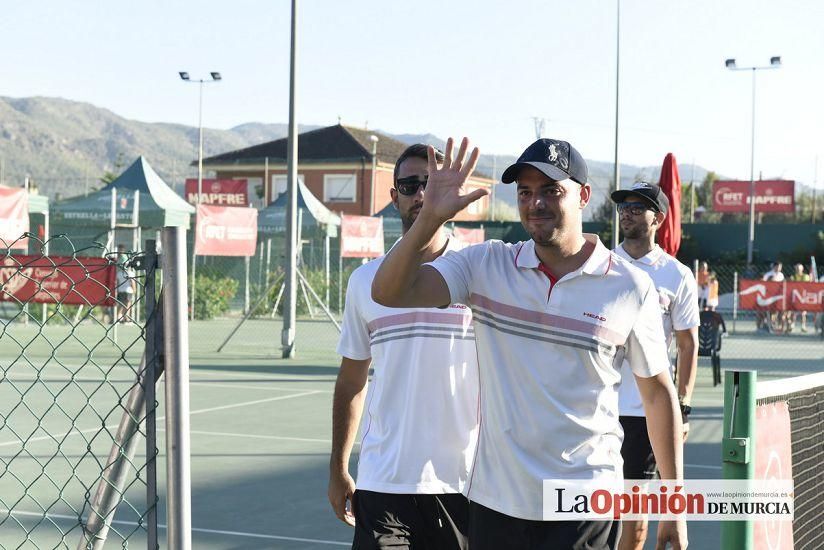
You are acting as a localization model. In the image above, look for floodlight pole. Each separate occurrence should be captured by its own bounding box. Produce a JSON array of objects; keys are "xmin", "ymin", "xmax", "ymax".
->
[
  {"xmin": 725, "ymin": 57, "xmax": 781, "ymax": 265},
  {"xmin": 282, "ymin": 0, "xmax": 299, "ymax": 358},
  {"xmin": 179, "ymin": 71, "xmax": 221, "ymax": 320},
  {"xmin": 369, "ymin": 135, "xmax": 379, "ymax": 215},
  {"xmin": 611, "ymin": 0, "xmax": 621, "ymax": 250}
]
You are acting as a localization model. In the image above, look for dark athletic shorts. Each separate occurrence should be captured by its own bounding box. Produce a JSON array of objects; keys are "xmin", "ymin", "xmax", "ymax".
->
[
  {"xmin": 468, "ymin": 501, "xmax": 620, "ymax": 550},
  {"xmin": 620, "ymin": 416, "xmax": 658, "ymax": 480},
  {"xmin": 352, "ymin": 489, "xmax": 468, "ymax": 550}
]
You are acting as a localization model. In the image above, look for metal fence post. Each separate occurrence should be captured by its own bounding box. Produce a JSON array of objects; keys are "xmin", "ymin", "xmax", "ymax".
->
[
  {"xmin": 721, "ymin": 369, "xmax": 756, "ymax": 549},
  {"xmin": 144, "ymin": 240, "xmax": 160, "ymax": 550},
  {"xmin": 733, "ymin": 271, "xmax": 739, "ymax": 334},
  {"xmin": 161, "ymin": 226, "xmax": 192, "ymax": 550}
]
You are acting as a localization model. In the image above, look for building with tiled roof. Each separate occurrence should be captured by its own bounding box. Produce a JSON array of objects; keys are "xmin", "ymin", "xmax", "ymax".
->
[{"xmin": 200, "ymin": 124, "xmax": 492, "ymax": 220}]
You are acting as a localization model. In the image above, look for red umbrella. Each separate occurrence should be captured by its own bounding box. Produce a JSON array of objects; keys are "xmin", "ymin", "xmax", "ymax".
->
[{"xmin": 656, "ymin": 153, "xmax": 682, "ymax": 256}]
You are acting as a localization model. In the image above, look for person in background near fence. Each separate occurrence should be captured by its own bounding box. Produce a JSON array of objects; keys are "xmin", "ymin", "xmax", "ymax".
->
[
  {"xmin": 788, "ymin": 263, "xmax": 810, "ymax": 332},
  {"xmin": 328, "ymin": 144, "xmax": 479, "ymax": 550},
  {"xmin": 610, "ymin": 182, "xmax": 699, "ymax": 550},
  {"xmin": 696, "ymin": 261, "xmax": 710, "ymax": 309},
  {"xmin": 372, "ymin": 137, "xmax": 686, "ymax": 550},
  {"xmin": 706, "ymin": 272, "xmax": 719, "ymax": 312},
  {"xmin": 762, "ymin": 262, "xmax": 786, "ymax": 332},
  {"xmin": 114, "ymin": 245, "xmax": 135, "ymax": 323}
]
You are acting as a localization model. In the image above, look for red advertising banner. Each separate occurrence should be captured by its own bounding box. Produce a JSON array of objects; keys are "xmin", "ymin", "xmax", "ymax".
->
[
  {"xmin": 0, "ymin": 186, "xmax": 30, "ymax": 250},
  {"xmin": 712, "ymin": 180, "xmax": 795, "ymax": 213},
  {"xmin": 0, "ymin": 255, "xmax": 116, "ymax": 306},
  {"xmin": 452, "ymin": 227, "xmax": 485, "ymax": 250},
  {"xmin": 195, "ymin": 204, "xmax": 258, "ymax": 257},
  {"xmin": 185, "ymin": 179, "xmax": 248, "ymax": 206},
  {"xmin": 341, "ymin": 215, "xmax": 384, "ymax": 258},
  {"xmin": 754, "ymin": 401, "xmax": 794, "ymax": 550},
  {"xmin": 739, "ymin": 279, "xmax": 824, "ymax": 312}
]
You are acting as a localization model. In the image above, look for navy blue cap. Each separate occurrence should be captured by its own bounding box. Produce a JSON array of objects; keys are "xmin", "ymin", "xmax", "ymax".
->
[
  {"xmin": 611, "ymin": 181, "xmax": 670, "ymax": 214},
  {"xmin": 501, "ymin": 139, "xmax": 588, "ymax": 185}
]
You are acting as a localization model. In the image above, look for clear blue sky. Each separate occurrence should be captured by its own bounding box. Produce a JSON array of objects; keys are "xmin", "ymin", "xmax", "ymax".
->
[{"xmin": 3, "ymin": 0, "xmax": 823, "ymax": 186}]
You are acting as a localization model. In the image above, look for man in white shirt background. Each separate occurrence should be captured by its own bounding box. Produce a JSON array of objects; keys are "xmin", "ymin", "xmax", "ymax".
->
[
  {"xmin": 610, "ymin": 183, "xmax": 699, "ymax": 550},
  {"xmin": 328, "ymin": 144, "xmax": 479, "ymax": 549}
]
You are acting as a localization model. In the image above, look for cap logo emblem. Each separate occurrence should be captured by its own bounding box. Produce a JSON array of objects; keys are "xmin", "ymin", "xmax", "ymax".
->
[{"xmin": 548, "ymin": 144, "xmax": 559, "ymax": 163}]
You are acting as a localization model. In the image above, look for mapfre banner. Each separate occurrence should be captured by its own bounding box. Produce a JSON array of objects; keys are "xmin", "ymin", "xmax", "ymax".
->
[
  {"xmin": 0, "ymin": 186, "xmax": 30, "ymax": 250},
  {"xmin": 341, "ymin": 215, "xmax": 384, "ymax": 258},
  {"xmin": 195, "ymin": 205, "xmax": 258, "ymax": 257},
  {"xmin": 739, "ymin": 279, "xmax": 824, "ymax": 312},
  {"xmin": 712, "ymin": 180, "xmax": 795, "ymax": 213},
  {"xmin": 0, "ymin": 255, "xmax": 115, "ymax": 306},
  {"xmin": 185, "ymin": 179, "xmax": 248, "ymax": 206}
]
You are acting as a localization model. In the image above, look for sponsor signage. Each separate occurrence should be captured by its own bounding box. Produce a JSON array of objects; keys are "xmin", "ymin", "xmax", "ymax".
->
[
  {"xmin": 0, "ymin": 255, "xmax": 116, "ymax": 306},
  {"xmin": 195, "ymin": 205, "xmax": 258, "ymax": 257},
  {"xmin": 341, "ymin": 215, "xmax": 384, "ymax": 258},
  {"xmin": 185, "ymin": 179, "xmax": 249, "ymax": 206},
  {"xmin": 712, "ymin": 180, "xmax": 795, "ymax": 213},
  {"xmin": 452, "ymin": 227, "xmax": 485, "ymax": 249},
  {"xmin": 754, "ymin": 402, "xmax": 795, "ymax": 549},
  {"xmin": 739, "ymin": 280, "xmax": 824, "ymax": 312},
  {"xmin": 0, "ymin": 186, "xmax": 30, "ymax": 250}
]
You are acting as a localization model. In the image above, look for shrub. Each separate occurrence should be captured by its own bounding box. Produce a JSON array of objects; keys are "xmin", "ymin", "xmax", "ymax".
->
[{"xmin": 192, "ymin": 273, "xmax": 239, "ymax": 320}]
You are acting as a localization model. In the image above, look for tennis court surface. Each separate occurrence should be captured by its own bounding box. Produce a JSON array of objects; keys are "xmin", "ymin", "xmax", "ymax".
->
[{"xmin": 2, "ymin": 315, "xmax": 821, "ymax": 549}]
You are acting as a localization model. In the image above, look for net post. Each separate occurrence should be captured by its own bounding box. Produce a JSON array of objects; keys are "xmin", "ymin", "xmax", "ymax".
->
[
  {"xmin": 161, "ymin": 226, "xmax": 192, "ymax": 550},
  {"xmin": 721, "ymin": 369, "xmax": 757, "ymax": 549}
]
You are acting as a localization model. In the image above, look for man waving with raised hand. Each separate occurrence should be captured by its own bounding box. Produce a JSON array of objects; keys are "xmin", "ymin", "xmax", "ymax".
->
[{"xmin": 372, "ymin": 137, "xmax": 687, "ymax": 550}]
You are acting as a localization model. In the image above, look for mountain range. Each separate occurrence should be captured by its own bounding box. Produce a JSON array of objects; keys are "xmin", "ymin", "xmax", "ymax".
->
[{"xmin": 0, "ymin": 96, "xmax": 717, "ymax": 217}]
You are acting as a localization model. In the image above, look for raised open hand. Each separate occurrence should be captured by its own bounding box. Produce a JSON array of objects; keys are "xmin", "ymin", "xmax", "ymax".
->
[{"xmin": 419, "ymin": 137, "xmax": 489, "ymax": 224}]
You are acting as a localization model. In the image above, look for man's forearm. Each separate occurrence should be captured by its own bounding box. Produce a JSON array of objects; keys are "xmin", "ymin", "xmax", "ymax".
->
[
  {"xmin": 642, "ymin": 378, "xmax": 683, "ymax": 480},
  {"xmin": 372, "ymin": 213, "xmax": 443, "ymax": 306},
  {"xmin": 675, "ymin": 329, "xmax": 698, "ymax": 404},
  {"xmin": 330, "ymin": 377, "xmax": 368, "ymax": 473}
]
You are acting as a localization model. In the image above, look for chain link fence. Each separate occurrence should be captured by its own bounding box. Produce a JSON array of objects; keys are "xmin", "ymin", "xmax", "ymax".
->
[
  {"xmin": 692, "ymin": 261, "xmax": 823, "ymax": 376},
  {"xmin": 1, "ymin": 235, "xmax": 159, "ymax": 549}
]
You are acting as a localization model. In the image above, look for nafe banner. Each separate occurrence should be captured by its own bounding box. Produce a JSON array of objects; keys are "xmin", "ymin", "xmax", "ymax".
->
[
  {"xmin": 195, "ymin": 204, "xmax": 258, "ymax": 257},
  {"xmin": 739, "ymin": 279, "xmax": 824, "ymax": 312},
  {"xmin": 341, "ymin": 215, "xmax": 384, "ymax": 258},
  {"xmin": 712, "ymin": 180, "xmax": 795, "ymax": 213}
]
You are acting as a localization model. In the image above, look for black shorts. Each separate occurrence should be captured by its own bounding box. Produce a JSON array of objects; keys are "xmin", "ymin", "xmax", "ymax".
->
[
  {"xmin": 468, "ymin": 501, "xmax": 620, "ymax": 550},
  {"xmin": 352, "ymin": 490, "xmax": 468, "ymax": 550},
  {"xmin": 620, "ymin": 416, "xmax": 658, "ymax": 480}
]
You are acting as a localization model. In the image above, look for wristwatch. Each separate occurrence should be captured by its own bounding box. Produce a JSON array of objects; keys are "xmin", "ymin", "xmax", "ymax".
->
[{"xmin": 680, "ymin": 403, "xmax": 692, "ymax": 415}]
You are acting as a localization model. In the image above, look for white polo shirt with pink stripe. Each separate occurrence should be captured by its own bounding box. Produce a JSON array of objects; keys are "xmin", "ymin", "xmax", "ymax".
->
[
  {"xmin": 428, "ymin": 234, "xmax": 670, "ymax": 520},
  {"xmin": 337, "ymin": 242, "xmax": 479, "ymax": 494}
]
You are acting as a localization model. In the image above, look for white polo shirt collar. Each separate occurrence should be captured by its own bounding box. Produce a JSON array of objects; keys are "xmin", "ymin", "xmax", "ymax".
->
[
  {"xmin": 514, "ymin": 233, "xmax": 612, "ymax": 278},
  {"xmin": 616, "ymin": 243, "xmax": 664, "ymax": 266}
]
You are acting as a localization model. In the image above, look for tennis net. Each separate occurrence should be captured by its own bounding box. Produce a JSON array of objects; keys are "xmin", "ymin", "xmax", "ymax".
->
[{"xmin": 756, "ymin": 372, "xmax": 824, "ymax": 549}]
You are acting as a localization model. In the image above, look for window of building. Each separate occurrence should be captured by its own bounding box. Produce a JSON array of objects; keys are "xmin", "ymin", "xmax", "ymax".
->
[
  {"xmin": 271, "ymin": 174, "xmax": 304, "ymax": 202},
  {"xmin": 324, "ymin": 174, "xmax": 357, "ymax": 202}
]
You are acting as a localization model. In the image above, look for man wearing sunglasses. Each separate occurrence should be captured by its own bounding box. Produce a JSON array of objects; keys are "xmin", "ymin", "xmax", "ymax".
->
[
  {"xmin": 329, "ymin": 144, "xmax": 479, "ymax": 549},
  {"xmin": 371, "ymin": 137, "xmax": 686, "ymax": 549},
  {"xmin": 610, "ymin": 183, "xmax": 699, "ymax": 550}
]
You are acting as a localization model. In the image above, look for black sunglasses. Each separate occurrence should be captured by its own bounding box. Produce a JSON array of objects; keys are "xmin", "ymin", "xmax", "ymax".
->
[
  {"xmin": 616, "ymin": 202, "xmax": 656, "ymax": 216},
  {"xmin": 396, "ymin": 175, "xmax": 428, "ymax": 196}
]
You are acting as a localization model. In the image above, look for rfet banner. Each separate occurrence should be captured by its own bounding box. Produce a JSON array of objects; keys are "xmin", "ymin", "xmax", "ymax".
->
[
  {"xmin": 341, "ymin": 215, "xmax": 384, "ymax": 258},
  {"xmin": 0, "ymin": 255, "xmax": 116, "ymax": 306},
  {"xmin": 0, "ymin": 186, "xmax": 30, "ymax": 250},
  {"xmin": 739, "ymin": 279, "xmax": 824, "ymax": 312},
  {"xmin": 712, "ymin": 180, "xmax": 795, "ymax": 213},
  {"xmin": 195, "ymin": 205, "xmax": 258, "ymax": 257},
  {"xmin": 185, "ymin": 179, "xmax": 248, "ymax": 206},
  {"xmin": 754, "ymin": 401, "xmax": 794, "ymax": 550}
]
